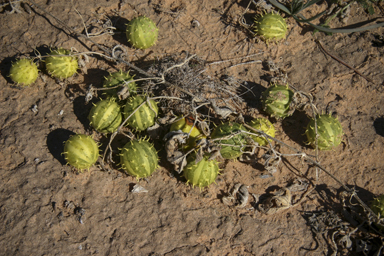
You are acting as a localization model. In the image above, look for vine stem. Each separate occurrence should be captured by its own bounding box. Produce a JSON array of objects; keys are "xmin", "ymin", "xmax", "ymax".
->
[{"xmin": 315, "ymin": 39, "xmax": 374, "ymax": 83}]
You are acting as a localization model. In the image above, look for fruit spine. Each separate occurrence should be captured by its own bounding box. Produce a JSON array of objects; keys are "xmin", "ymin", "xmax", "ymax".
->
[
  {"xmin": 63, "ymin": 134, "xmax": 99, "ymax": 171},
  {"xmin": 123, "ymin": 95, "xmax": 158, "ymax": 131},
  {"xmin": 45, "ymin": 48, "xmax": 78, "ymax": 79},
  {"xmin": 126, "ymin": 16, "xmax": 159, "ymax": 49},
  {"xmin": 120, "ymin": 139, "xmax": 159, "ymax": 178},
  {"xmin": 88, "ymin": 98, "xmax": 122, "ymax": 133},
  {"xmin": 305, "ymin": 114, "xmax": 343, "ymax": 150},
  {"xmin": 9, "ymin": 58, "xmax": 39, "ymax": 86},
  {"xmin": 254, "ymin": 12, "xmax": 288, "ymax": 42},
  {"xmin": 262, "ymin": 84, "xmax": 294, "ymax": 119},
  {"xmin": 183, "ymin": 153, "xmax": 219, "ymax": 188}
]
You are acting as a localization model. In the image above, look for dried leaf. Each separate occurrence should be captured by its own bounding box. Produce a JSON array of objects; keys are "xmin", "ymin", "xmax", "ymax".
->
[
  {"xmin": 195, "ymin": 149, "xmax": 203, "ymax": 163},
  {"xmin": 222, "ymin": 195, "xmax": 236, "ymax": 206},
  {"xmin": 210, "ymin": 99, "xmax": 235, "ymax": 118},
  {"xmin": 85, "ymin": 84, "xmax": 95, "ymax": 104},
  {"xmin": 287, "ymin": 179, "xmax": 309, "ymax": 192},
  {"xmin": 198, "ymin": 121, "xmax": 210, "ymax": 136},
  {"xmin": 222, "ymin": 183, "xmax": 249, "ymax": 208},
  {"xmin": 339, "ymin": 234, "xmax": 352, "ymax": 249},
  {"xmin": 237, "ymin": 184, "xmax": 249, "ymax": 208},
  {"xmin": 78, "ymin": 58, "xmax": 88, "ymax": 74},
  {"xmin": 158, "ymin": 111, "xmax": 176, "ymax": 125},
  {"xmin": 258, "ymin": 188, "xmax": 291, "ymax": 215},
  {"xmin": 164, "ymin": 131, "xmax": 189, "ymax": 173}
]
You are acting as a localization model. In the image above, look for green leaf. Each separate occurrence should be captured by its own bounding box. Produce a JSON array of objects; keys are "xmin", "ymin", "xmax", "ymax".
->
[
  {"xmin": 268, "ymin": 0, "xmax": 292, "ymax": 15},
  {"xmin": 301, "ymin": 0, "xmax": 323, "ymax": 10},
  {"xmin": 293, "ymin": 11, "xmax": 327, "ymax": 22},
  {"xmin": 313, "ymin": 24, "xmax": 333, "ymax": 36},
  {"xmin": 306, "ymin": 20, "xmax": 384, "ymax": 33},
  {"xmin": 267, "ymin": 0, "xmax": 384, "ymax": 34}
]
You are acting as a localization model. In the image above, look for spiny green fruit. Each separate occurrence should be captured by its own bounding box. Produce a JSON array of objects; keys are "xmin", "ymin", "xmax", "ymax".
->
[
  {"xmin": 63, "ymin": 134, "xmax": 99, "ymax": 171},
  {"xmin": 45, "ymin": 48, "xmax": 78, "ymax": 79},
  {"xmin": 170, "ymin": 116, "xmax": 205, "ymax": 150},
  {"xmin": 370, "ymin": 195, "xmax": 384, "ymax": 218},
  {"xmin": 9, "ymin": 58, "xmax": 39, "ymax": 86},
  {"xmin": 254, "ymin": 12, "xmax": 288, "ymax": 42},
  {"xmin": 120, "ymin": 139, "xmax": 159, "ymax": 178},
  {"xmin": 211, "ymin": 122, "xmax": 247, "ymax": 159},
  {"xmin": 248, "ymin": 118, "xmax": 275, "ymax": 146},
  {"xmin": 126, "ymin": 16, "xmax": 159, "ymax": 49},
  {"xmin": 184, "ymin": 153, "xmax": 219, "ymax": 188},
  {"xmin": 123, "ymin": 95, "xmax": 158, "ymax": 131},
  {"xmin": 88, "ymin": 98, "xmax": 122, "ymax": 133},
  {"xmin": 103, "ymin": 70, "xmax": 137, "ymax": 97},
  {"xmin": 305, "ymin": 114, "xmax": 343, "ymax": 150},
  {"xmin": 262, "ymin": 84, "xmax": 294, "ymax": 119}
]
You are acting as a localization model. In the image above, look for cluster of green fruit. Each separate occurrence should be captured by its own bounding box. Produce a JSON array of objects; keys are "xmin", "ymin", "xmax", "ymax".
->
[
  {"xmin": 167, "ymin": 116, "xmax": 275, "ymax": 188},
  {"xmin": 61, "ymin": 81, "xmax": 282, "ymax": 188},
  {"xmin": 63, "ymin": 133, "xmax": 158, "ymax": 179},
  {"xmin": 262, "ymin": 84, "xmax": 343, "ymax": 150},
  {"xmin": 89, "ymin": 71, "xmax": 157, "ymax": 134},
  {"xmin": 64, "ymin": 69, "xmax": 159, "ymax": 178},
  {"xmin": 6, "ymin": 16, "xmax": 161, "ymax": 180},
  {"xmin": 8, "ymin": 14, "xmax": 343, "ymax": 190},
  {"xmin": 9, "ymin": 10, "xmax": 290, "ymax": 86},
  {"xmin": 9, "ymin": 16, "xmax": 158, "ymax": 87},
  {"xmin": 9, "ymin": 48, "xmax": 79, "ymax": 86},
  {"xmin": 10, "ymin": 11, "xmax": 288, "ymax": 87},
  {"xmin": 9, "ymin": 10, "xmax": 289, "ymax": 86},
  {"xmin": 177, "ymin": 83, "xmax": 343, "ymax": 187}
]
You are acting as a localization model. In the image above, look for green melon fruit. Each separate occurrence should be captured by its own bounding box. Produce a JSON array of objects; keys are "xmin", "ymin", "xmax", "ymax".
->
[
  {"xmin": 305, "ymin": 114, "xmax": 343, "ymax": 150},
  {"xmin": 88, "ymin": 98, "xmax": 122, "ymax": 133},
  {"xmin": 103, "ymin": 70, "xmax": 137, "ymax": 97},
  {"xmin": 126, "ymin": 16, "xmax": 158, "ymax": 49},
  {"xmin": 63, "ymin": 134, "xmax": 99, "ymax": 171},
  {"xmin": 262, "ymin": 84, "xmax": 294, "ymax": 119},
  {"xmin": 45, "ymin": 48, "xmax": 78, "ymax": 79},
  {"xmin": 254, "ymin": 12, "xmax": 288, "ymax": 42},
  {"xmin": 248, "ymin": 118, "xmax": 275, "ymax": 146},
  {"xmin": 184, "ymin": 153, "xmax": 219, "ymax": 188},
  {"xmin": 123, "ymin": 95, "xmax": 158, "ymax": 131},
  {"xmin": 211, "ymin": 122, "xmax": 247, "ymax": 159},
  {"xmin": 120, "ymin": 139, "xmax": 159, "ymax": 178},
  {"xmin": 9, "ymin": 58, "xmax": 39, "ymax": 86}
]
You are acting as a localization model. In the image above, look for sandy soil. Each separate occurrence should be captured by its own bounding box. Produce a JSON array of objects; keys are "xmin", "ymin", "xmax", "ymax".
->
[{"xmin": 1, "ymin": 0, "xmax": 384, "ymax": 255}]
